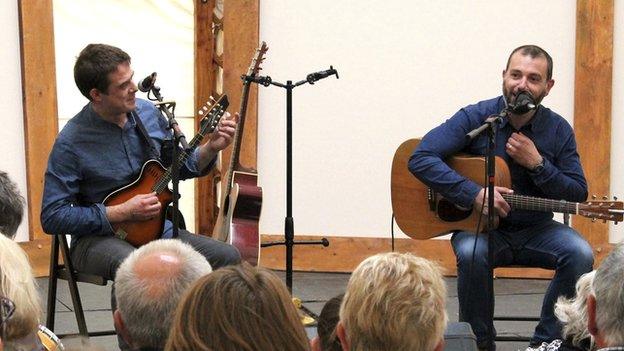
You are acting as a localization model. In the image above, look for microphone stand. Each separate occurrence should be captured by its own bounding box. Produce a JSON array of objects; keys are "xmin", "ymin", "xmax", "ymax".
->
[
  {"xmin": 145, "ymin": 85, "xmax": 189, "ymax": 239},
  {"xmin": 244, "ymin": 67, "xmax": 338, "ymax": 293},
  {"xmin": 465, "ymin": 109, "xmax": 507, "ymax": 351}
]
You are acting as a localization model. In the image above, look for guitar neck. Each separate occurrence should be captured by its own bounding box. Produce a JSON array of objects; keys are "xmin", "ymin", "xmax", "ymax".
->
[
  {"xmin": 223, "ymin": 81, "xmax": 251, "ymax": 196},
  {"xmin": 502, "ymin": 194, "xmax": 578, "ymax": 215}
]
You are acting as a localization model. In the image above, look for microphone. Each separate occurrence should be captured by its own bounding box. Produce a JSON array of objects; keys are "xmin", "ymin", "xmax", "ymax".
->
[
  {"xmin": 137, "ymin": 72, "xmax": 157, "ymax": 92},
  {"xmin": 508, "ymin": 91, "xmax": 536, "ymax": 114},
  {"xmin": 306, "ymin": 66, "xmax": 339, "ymax": 84}
]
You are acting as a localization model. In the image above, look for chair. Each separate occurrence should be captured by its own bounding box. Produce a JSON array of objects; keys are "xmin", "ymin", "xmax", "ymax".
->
[
  {"xmin": 45, "ymin": 233, "xmax": 116, "ymax": 338},
  {"xmin": 46, "ymin": 206, "xmax": 185, "ymax": 338}
]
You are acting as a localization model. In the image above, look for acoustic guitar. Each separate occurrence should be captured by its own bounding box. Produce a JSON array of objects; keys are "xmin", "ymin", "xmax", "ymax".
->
[
  {"xmin": 103, "ymin": 95, "xmax": 229, "ymax": 247},
  {"xmin": 391, "ymin": 138, "xmax": 624, "ymax": 240},
  {"xmin": 212, "ymin": 42, "xmax": 268, "ymax": 265}
]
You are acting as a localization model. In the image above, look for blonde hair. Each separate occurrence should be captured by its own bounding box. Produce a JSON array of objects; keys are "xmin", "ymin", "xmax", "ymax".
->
[
  {"xmin": 339, "ymin": 252, "xmax": 447, "ymax": 351},
  {"xmin": 554, "ymin": 271, "xmax": 595, "ymax": 347},
  {"xmin": 165, "ymin": 262, "xmax": 310, "ymax": 351},
  {"xmin": 0, "ymin": 235, "xmax": 42, "ymax": 340}
]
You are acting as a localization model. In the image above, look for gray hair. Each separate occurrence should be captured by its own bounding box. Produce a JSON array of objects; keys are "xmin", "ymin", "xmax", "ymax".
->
[
  {"xmin": 0, "ymin": 171, "xmax": 25, "ymax": 238},
  {"xmin": 554, "ymin": 271, "xmax": 595, "ymax": 347},
  {"xmin": 114, "ymin": 239, "xmax": 212, "ymax": 348},
  {"xmin": 592, "ymin": 243, "xmax": 624, "ymax": 346}
]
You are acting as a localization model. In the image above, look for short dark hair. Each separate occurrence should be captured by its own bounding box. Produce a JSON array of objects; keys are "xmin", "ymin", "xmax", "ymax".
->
[
  {"xmin": 0, "ymin": 171, "xmax": 24, "ymax": 238},
  {"xmin": 318, "ymin": 294, "xmax": 344, "ymax": 351},
  {"xmin": 506, "ymin": 45, "xmax": 553, "ymax": 80},
  {"xmin": 73, "ymin": 43, "xmax": 131, "ymax": 100}
]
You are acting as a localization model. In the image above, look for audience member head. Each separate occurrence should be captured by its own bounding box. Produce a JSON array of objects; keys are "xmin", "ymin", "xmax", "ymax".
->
[
  {"xmin": 337, "ymin": 252, "xmax": 447, "ymax": 351},
  {"xmin": 311, "ymin": 294, "xmax": 344, "ymax": 351},
  {"xmin": 554, "ymin": 270, "xmax": 595, "ymax": 349},
  {"xmin": 0, "ymin": 171, "xmax": 25, "ymax": 239},
  {"xmin": 0, "ymin": 235, "xmax": 42, "ymax": 346},
  {"xmin": 113, "ymin": 239, "xmax": 212, "ymax": 350},
  {"xmin": 165, "ymin": 262, "xmax": 310, "ymax": 351},
  {"xmin": 74, "ymin": 43, "xmax": 131, "ymax": 100},
  {"xmin": 588, "ymin": 243, "xmax": 624, "ymax": 348}
]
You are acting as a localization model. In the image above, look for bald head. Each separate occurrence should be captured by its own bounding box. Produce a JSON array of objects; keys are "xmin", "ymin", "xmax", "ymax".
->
[{"xmin": 114, "ymin": 239, "xmax": 212, "ymax": 348}]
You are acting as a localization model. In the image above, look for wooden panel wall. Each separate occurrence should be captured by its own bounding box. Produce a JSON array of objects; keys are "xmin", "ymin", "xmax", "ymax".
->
[
  {"xmin": 195, "ymin": 0, "xmax": 260, "ymax": 235},
  {"xmin": 18, "ymin": 0, "xmax": 58, "ymax": 277},
  {"xmin": 572, "ymin": 0, "xmax": 614, "ymax": 265}
]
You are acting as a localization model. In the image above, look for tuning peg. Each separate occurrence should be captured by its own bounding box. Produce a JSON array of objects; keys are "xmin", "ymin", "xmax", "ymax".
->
[
  {"xmin": 615, "ymin": 196, "xmax": 619, "ymax": 201},
  {"xmin": 592, "ymin": 218, "xmax": 597, "ymax": 222},
  {"xmin": 592, "ymin": 195, "xmax": 597, "ymax": 200},
  {"xmin": 615, "ymin": 221, "xmax": 619, "ymax": 225},
  {"xmin": 603, "ymin": 196, "xmax": 608, "ymax": 200}
]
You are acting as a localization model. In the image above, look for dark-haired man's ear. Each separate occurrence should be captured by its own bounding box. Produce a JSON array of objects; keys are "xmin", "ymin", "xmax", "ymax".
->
[{"xmin": 89, "ymin": 88, "xmax": 102, "ymax": 102}]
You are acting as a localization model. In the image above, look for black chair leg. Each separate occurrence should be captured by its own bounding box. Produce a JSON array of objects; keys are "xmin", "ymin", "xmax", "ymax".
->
[
  {"xmin": 46, "ymin": 234, "xmax": 59, "ymax": 331},
  {"xmin": 59, "ymin": 235, "xmax": 89, "ymax": 337}
]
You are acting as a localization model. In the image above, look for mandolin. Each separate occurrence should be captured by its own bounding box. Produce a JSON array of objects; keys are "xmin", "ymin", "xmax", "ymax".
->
[{"xmin": 103, "ymin": 95, "xmax": 229, "ymax": 247}]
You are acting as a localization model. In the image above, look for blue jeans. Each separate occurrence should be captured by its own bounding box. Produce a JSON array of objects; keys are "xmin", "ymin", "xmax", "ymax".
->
[{"xmin": 451, "ymin": 220, "xmax": 593, "ymax": 348}]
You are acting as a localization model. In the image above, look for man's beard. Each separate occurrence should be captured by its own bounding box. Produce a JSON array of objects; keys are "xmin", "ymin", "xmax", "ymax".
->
[{"xmin": 502, "ymin": 85, "xmax": 546, "ymax": 109}]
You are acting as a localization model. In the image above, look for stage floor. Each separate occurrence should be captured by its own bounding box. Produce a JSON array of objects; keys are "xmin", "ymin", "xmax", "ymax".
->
[{"xmin": 39, "ymin": 271, "xmax": 549, "ymax": 351}]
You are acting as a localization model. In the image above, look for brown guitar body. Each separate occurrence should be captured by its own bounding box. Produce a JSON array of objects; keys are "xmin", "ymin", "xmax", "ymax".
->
[
  {"xmin": 213, "ymin": 171, "xmax": 262, "ymax": 265},
  {"xmin": 391, "ymin": 138, "xmax": 510, "ymax": 240},
  {"xmin": 392, "ymin": 138, "xmax": 624, "ymax": 240},
  {"xmin": 103, "ymin": 160, "xmax": 173, "ymax": 247}
]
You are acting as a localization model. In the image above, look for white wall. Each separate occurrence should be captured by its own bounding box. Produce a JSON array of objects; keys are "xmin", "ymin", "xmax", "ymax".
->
[
  {"xmin": 258, "ymin": 1, "xmax": 580, "ymax": 239},
  {"xmin": 611, "ymin": 0, "xmax": 624, "ymax": 243},
  {"xmin": 0, "ymin": 0, "xmax": 28, "ymax": 242},
  {"xmin": 3, "ymin": 0, "xmax": 623, "ymax": 243}
]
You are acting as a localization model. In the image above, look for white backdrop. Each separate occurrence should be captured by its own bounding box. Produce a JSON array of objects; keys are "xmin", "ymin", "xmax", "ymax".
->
[{"xmin": 1, "ymin": 0, "xmax": 622, "ymax": 243}]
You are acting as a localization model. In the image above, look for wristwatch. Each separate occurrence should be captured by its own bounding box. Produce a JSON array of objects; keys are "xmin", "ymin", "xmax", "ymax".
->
[{"xmin": 530, "ymin": 159, "xmax": 545, "ymax": 174}]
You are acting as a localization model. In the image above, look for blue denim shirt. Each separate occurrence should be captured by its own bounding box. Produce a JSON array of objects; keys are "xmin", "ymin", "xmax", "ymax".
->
[
  {"xmin": 41, "ymin": 99, "xmax": 213, "ymax": 239},
  {"xmin": 408, "ymin": 96, "xmax": 587, "ymax": 227}
]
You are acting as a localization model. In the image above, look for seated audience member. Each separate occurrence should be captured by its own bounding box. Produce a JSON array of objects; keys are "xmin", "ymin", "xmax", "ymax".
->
[
  {"xmin": 311, "ymin": 294, "xmax": 344, "ymax": 351},
  {"xmin": 0, "ymin": 171, "xmax": 25, "ymax": 239},
  {"xmin": 587, "ymin": 244, "xmax": 624, "ymax": 350},
  {"xmin": 165, "ymin": 262, "xmax": 310, "ymax": 351},
  {"xmin": 0, "ymin": 235, "xmax": 63, "ymax": 350},
  {"xmin": 532, "ymin": 271, "xmax": 596, "ymax": 351},
  {"xmin": 336, "ymin": 252, "xmax": 448, "ymax": 351},
  {"xmin": 113, "ymin": 239, "xmax": 212, "ymax": 351}
]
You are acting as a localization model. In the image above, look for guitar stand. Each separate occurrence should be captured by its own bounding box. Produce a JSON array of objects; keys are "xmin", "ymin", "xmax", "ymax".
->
[{"xmin": 245, "ymin": 68, "xmax": 338, "ymax": 293}]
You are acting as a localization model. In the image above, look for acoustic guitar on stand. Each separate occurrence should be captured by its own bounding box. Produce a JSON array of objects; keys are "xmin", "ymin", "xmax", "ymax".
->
[
  {"xmin": 103, "ymin": 95, "xmax": 229, "ymax": 247},
  {"xmin": 391, "ymin": 138, "xmax": 624, "ymax": 240},
  {"xmin": 212, "ymin": 42, "xmax": 268, "ymax": 265}
]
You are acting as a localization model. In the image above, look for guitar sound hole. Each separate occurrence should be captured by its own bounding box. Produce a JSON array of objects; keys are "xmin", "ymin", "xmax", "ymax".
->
[{"xmin": 437, "ymin": 199, "xmax": 472, "ymax": 222}]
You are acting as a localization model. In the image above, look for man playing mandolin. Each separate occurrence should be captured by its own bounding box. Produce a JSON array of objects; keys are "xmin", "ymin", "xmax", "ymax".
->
[
  {"xmin": 41, "ymin": 43, "xmax": 240, "ymax": 344},
  {"xmin": 409, "ymin": 45, "xmax": 593, "ymax": 350}
]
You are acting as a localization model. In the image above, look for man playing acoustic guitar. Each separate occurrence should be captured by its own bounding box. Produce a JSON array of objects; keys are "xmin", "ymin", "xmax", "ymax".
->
[
  {"xmin": 409, "ymin": 45, "xmax": 593, "ymax": 350},
  {"xmin": 41, "ymin": 44, "xmax": 241, "ymax": 344}
]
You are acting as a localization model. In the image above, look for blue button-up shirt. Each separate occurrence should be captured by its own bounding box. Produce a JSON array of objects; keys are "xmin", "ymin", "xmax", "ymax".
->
[
  {"xmin": 41, "ymin": 99, "xmax": 213, "ymax": 240},
  {"xmin": 408, "ymin": 96, "xmax": 587, "ymax": 227}
]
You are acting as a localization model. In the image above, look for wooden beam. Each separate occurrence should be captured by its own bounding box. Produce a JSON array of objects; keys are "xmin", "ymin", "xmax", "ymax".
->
[
  {"xmin": 194, "ymin": 0, "xmax": 218, "ymax": 234},
  {"xmin": 222, "ymin": 0, "xmax": 260, "ymax": 171},
  {"xmin": 572, "ymin": 0, "xmax": 614, "ymax": 265},
  {"xmin": 18, "ymin": 0, "xmax": 58, "ymax": 275}
]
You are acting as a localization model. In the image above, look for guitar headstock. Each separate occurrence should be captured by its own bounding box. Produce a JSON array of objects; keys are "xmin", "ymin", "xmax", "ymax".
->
[
  {"xmin": 197, "ymin": 95, "xmax": 230, "ymax": 134},
  {"xmin": 580, "ymin": 198, "xmax": 624, "ymax": 224},
  {"xmin": 246, "ymin": 41, "xmax": 269, "ymax": 77}
]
